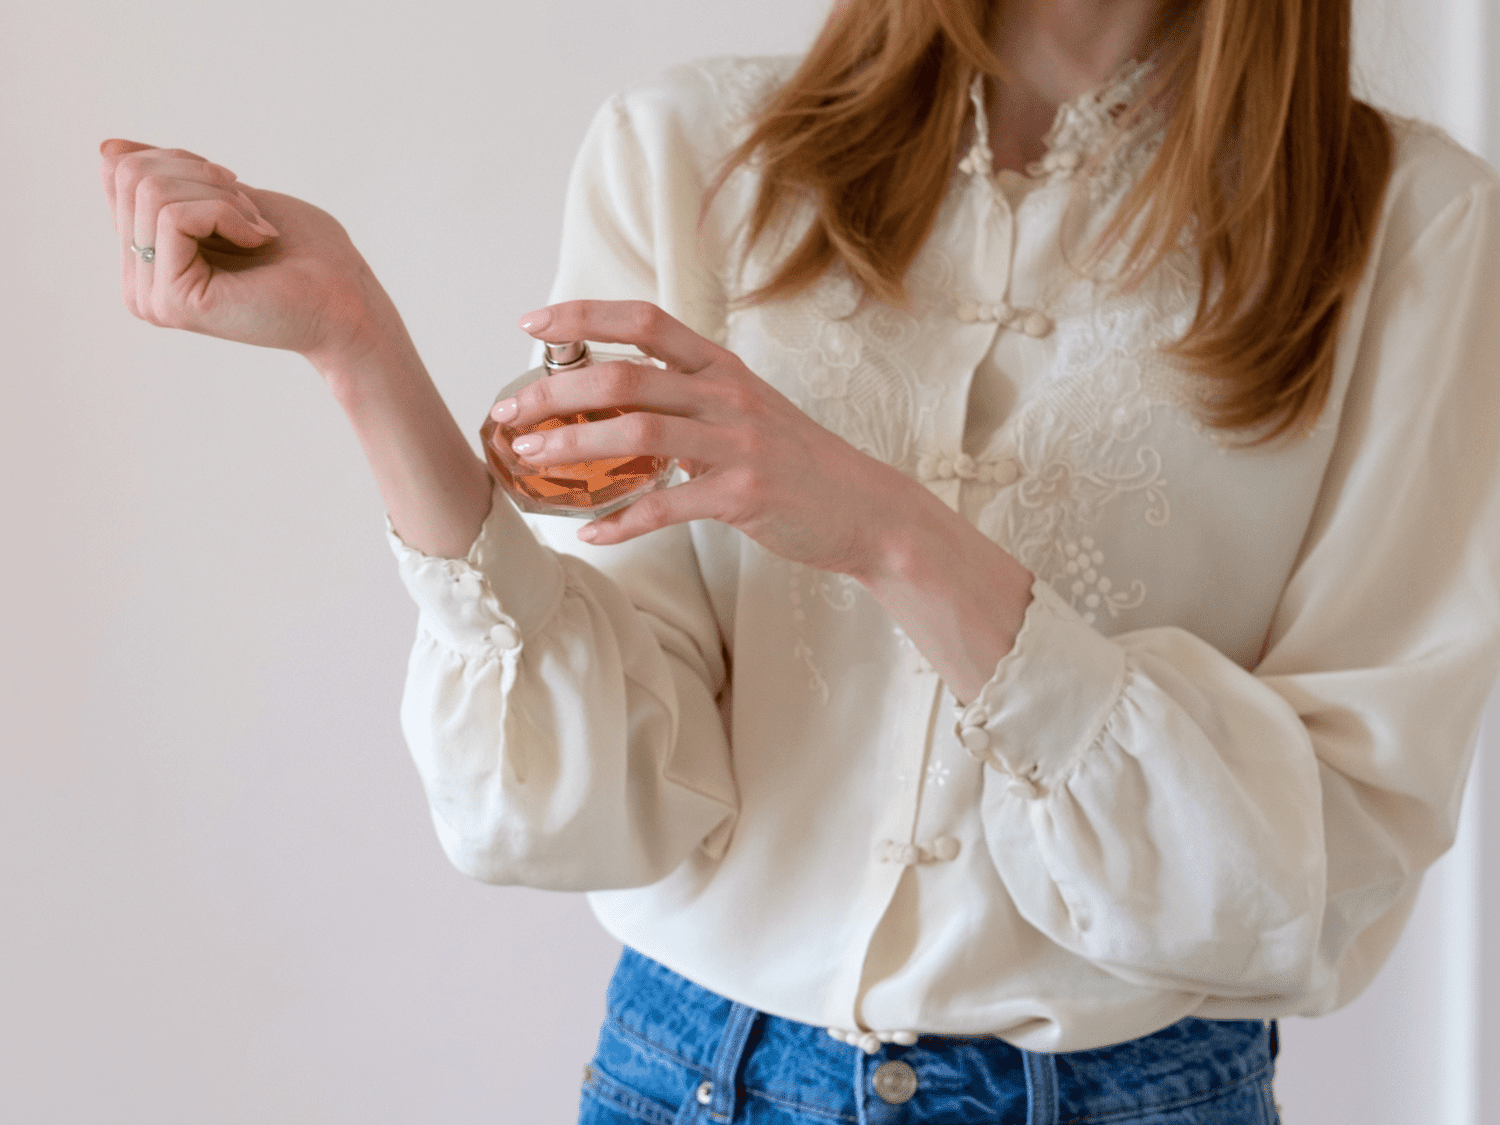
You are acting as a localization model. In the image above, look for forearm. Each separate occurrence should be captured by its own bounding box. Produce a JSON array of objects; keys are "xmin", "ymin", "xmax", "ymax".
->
[{"xmin": 314, "ymin": 307, "xmax": 494, "ymax": 560}]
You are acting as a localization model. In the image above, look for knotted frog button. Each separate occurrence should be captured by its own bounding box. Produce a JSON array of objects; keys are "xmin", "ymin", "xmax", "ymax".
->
[
  {"xmin": 928, "ymin": 836, "xmax": 961, "ymax": 862},
  {"xmin": 488, "ymin": 623, "xmax": 520, "ymax": 649},
  {"xmin": 959, "ymin": 725, "xmax": 991, "ymax": 757},
  {"xmin": 879, "ymin": 841, "xmax": 922, "ymax": 866},
  {"xmin": 1023, "ymin": 311, "xmax": 1054, "ymax": 338},
  {"xmin": 987, "ymin": 458, "xmax": 1020, "ymax": 488},
  {"xmin": 872, "ymin": 1059, "xmax": 919, "ymax": 1104}
]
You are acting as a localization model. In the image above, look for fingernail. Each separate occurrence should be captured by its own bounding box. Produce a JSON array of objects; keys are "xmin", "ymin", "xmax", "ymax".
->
[
  {"xmin": 255, "ymin": 217, "xmax": 279, "ymax": 236},
  {"xmin": 577, "ymin": 524, "xmax": 599, "ymax": 542},
  {"xmin": 518, "ymin": 308, "xmax": 552, "ymax": 333},
  {"xmin": 491, "ymin": 397, "xmax": 518, "ymax": 423},
  {"xmin": 512, "ymin": 434, "xmax": 544, "ymax": 457}
]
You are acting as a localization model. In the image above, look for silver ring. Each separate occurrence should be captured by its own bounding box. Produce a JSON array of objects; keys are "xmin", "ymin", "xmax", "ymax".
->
[{"xmin": 130, "ymin": 243, "xmax": 155, "ymax": 263}]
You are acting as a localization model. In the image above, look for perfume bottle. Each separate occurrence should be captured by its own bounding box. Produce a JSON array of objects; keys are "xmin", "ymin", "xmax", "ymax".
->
[{"xmin": 480, "ymin": 341, "xmax": 676, "ymax": 518}]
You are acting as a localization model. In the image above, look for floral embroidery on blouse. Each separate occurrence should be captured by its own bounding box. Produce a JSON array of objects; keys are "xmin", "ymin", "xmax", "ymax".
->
[{"xmin": 714, "ymin": 55, "xmax": 1221, "ymax": 640}]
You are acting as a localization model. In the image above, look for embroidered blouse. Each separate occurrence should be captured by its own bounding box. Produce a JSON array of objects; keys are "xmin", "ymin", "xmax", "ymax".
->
[{"xmin": 387, "ymin": 56, "xmax": 1500, "ymax": 1052}]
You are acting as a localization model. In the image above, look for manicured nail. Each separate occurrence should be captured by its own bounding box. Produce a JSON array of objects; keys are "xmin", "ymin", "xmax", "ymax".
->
[
  {"xmin": 577, "ymin": 524, "xmax": 599, "ymax": 542},
  {"xmin": 512, "ymin": 434, "xmax": 544, "ymax": 457},
  {"xmin": 491, "ymin": 397, "xmax": 518, "ymax": 423},
  {"xmin": 518, "ymin": 308, "xmax": 552, "ymax": 333},
  {"xmin": 254, "ymin": 217, "xmax": 279, "ymax": 236}
]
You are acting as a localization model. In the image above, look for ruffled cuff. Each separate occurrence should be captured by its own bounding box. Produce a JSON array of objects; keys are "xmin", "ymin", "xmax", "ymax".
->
[
  {"xmin": 953, "ymin": 577, "xmax": 1127, "ymax": 795},
  {"xmin": 385, "ymin": 480, "xmax": 566, "ymax": 654}
]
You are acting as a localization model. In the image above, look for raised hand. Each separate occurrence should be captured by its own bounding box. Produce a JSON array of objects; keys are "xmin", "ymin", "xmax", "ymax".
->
[
  {"xmin": 98, "ymin": 139, "xmax": 391, "ymax": 366},
  {"xmin": 99, "ymin": 138, "xmax": 491, "ymax": 559}
]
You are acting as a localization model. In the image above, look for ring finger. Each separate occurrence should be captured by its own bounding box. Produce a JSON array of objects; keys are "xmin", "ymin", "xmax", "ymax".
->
[
  {"xmin": 112, "ymin": 155, "xmax": 240, "ymax": 300},
  {"xmin": 128, "ymin": 178, "xmax": 267, "ymax": 316}
]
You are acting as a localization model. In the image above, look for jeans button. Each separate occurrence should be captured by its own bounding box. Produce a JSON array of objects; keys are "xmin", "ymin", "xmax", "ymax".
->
[{"xmin": 872, "ymin": 1059, "xmax": 918, "ymax": 1104}]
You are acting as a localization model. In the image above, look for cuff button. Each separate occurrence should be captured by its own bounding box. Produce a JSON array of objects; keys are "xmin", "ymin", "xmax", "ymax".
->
[{"xmin": 959, "ymin": 725, "xmax": 991, "ymax": 757}]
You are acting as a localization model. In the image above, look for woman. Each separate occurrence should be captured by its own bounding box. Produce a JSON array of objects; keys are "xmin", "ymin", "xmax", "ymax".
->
[{"xmin": 99, "ymin": 0, "xmax": 1500, "ymax": 1121}]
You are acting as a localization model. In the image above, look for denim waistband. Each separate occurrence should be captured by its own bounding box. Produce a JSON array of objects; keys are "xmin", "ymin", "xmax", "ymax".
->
[{"xmin": 592, "ymin": 947, "xmax": 1277, "ymax": 1125}]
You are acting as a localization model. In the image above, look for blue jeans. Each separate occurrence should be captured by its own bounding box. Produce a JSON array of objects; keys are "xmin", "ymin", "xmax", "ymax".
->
[{"xmin": 579, "ymin": 949, "xmax": 1280, "ymax": 1124}]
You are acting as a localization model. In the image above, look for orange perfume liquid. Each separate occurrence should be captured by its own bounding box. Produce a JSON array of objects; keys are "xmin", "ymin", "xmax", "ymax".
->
[{"xmin": 481, "ymin": 343, "xmax": 675, "ymax": 518}]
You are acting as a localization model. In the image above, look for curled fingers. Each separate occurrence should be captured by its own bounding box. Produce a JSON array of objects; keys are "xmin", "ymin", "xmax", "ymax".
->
[
  {"xmin": 106, "ymin": 150, "xmax": 273, "ymax": 316},
  {"xmin": 135, "ymin": 196, "xmax": 278, "ymax": 328}
]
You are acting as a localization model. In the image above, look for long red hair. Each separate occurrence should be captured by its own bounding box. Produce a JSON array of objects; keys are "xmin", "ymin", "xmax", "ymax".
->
[{"xmin": 715, "ymin": 0, "xmax": 1393, "ymax": 440}]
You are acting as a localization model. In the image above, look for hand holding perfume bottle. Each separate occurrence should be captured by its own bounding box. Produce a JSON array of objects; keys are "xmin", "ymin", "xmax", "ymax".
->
[
  {"xmin": 501, "ymin": 299, "xmax": 924, "ymax": 575},
  {"xmin": 503, "ymin": 300, "xmax": 1034, "ymax": 704},
  {"xmin": 481, "ymin": 341, "xmax": 676, "ymax": 518}
]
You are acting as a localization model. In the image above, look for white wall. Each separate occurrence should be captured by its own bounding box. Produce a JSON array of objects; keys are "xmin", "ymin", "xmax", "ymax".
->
[{"xmin": 1, "ymin": 1, "xmax": 1493, "ymax": 1122}]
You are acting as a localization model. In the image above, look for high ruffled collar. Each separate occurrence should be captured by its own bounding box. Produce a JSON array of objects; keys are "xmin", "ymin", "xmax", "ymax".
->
[{"xmin": 958, "ymin": 59, "xmax": 1160, "ymax": 184}]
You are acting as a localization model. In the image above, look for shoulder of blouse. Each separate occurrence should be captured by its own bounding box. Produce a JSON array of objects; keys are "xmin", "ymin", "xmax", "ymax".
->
[
  {"xmin": 604, "ymin": 55, "xmax": 803, "ymax": 170},
  {"xmin": 1375, "ymin": 115, "xmax": 1500, "ymax": 265}
]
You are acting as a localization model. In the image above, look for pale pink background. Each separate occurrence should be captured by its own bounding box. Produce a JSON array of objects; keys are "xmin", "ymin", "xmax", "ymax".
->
[{"xmin": 1, "ymin": 0, "xmax": 1495, "ymax": 1120}]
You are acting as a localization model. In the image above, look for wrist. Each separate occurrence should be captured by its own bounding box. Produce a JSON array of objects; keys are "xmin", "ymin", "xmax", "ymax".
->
[
  {"xmin": 853, "ymin": 475, "xmax": 1035, "ymax": 702},
  {"xmin": 310, "ymin": 305, "xmax": 494, "ymax": 560},
  {"xmin": 848, "ymin": 472, "xmax": 966, "ymax": 589},
  {"xmin": 303, "ymin": 269, "xmax": 413, "ymax": 400}
]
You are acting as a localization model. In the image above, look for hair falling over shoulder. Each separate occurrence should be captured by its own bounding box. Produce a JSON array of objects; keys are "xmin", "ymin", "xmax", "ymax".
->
[{"xmin": 715, "ymin": 0, "xmax": 1394, "ymax": 442}]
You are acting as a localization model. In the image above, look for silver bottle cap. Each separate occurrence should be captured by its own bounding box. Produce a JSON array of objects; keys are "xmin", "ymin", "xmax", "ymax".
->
[{"xmin": 543, "ymin": 340, "xmax": 590, "ymax": 370}]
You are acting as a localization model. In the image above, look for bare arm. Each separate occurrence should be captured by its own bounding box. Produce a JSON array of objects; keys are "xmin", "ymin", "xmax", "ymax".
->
[
  {"xmin": 98, "ymin": 139, "xmax": 490, "ymax": 558},
  {"xmin": 312, "ymin": 314, "xmax": 492, "ymax": 560}
]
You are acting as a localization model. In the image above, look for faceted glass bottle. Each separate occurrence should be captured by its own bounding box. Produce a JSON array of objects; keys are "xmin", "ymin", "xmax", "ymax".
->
[{"xmin": 480, "ymin": 341, "xmax": 675, "ymax": 518}]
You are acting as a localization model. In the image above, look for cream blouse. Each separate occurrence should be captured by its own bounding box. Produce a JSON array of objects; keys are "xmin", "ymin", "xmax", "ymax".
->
[{"xmin": 387, "ymin": 57, "xmax": 1500, "ymax": 1052}]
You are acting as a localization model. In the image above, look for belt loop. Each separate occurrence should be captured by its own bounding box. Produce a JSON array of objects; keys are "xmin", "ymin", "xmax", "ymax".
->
[
  {"xmin": 1268, "ymin": 1019, "xmax": 1280, "ymax": 1060},
  {"xmin": 1022, "ymin": 1048, "xmax": 1059, "ymax": 1125},
  {"xmin": 707, "ymin": 1002, "xmax": 760, "ymax": 1123},
  {"xmin": 853, "ymin": 1047, "xmax": 872, "ymax": 1125}
]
